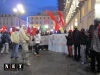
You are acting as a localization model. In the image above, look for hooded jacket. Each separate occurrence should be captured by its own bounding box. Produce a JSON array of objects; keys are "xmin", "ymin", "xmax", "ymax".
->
[{"xmin": 19, "ymin": 28, "xmax": 30, "ymax": 43}]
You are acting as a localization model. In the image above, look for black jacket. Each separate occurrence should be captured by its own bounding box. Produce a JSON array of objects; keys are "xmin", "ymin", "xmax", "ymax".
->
[
  {"xmin": 80, "ymin": 33, "xmax": 87, "ymax": 45},
  {"xmin": 66, "ymin": 33, "xmax": 73, "ymax": 46},
  {"xmin": 73, "ymin": 29, "xmax": 80, "ymax": 45}
]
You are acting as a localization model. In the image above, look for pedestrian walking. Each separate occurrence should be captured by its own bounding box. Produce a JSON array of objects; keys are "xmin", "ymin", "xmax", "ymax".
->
[{"xmin": 34, "ymin": 30, "xmax": 41, "ymax": 57}]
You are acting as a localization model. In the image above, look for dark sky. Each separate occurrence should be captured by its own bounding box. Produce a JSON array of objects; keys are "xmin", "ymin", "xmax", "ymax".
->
[{"xmin": 0, "ymin": 0, "xmax": 58, "ymax": 19}]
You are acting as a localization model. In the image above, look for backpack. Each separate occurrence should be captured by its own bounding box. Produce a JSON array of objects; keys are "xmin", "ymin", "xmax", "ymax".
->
[{"xmin": 1, "ymin": 34, "xmax": 7, "ymax": 44}]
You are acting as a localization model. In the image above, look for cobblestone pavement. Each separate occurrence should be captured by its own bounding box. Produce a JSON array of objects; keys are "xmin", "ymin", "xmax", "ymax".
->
[{"xmin": 0, "ymin": 50, "xmax": 94, "ymax": 75}]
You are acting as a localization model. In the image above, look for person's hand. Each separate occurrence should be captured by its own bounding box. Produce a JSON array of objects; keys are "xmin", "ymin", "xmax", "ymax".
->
[{"xmin": 26, "ymin": 40, "xmax": 30, "ymax": 43}]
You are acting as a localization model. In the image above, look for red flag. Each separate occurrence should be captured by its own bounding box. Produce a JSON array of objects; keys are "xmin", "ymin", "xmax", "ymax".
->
[
  {"xmin": 46, "ymin": 10, "xmax": 57, "ymax": 22},
  {"xmin": 46, "ymin": 10, "xmax": 60, "ymax": 31},
  {"xmin": 2, "ymin": 26, "xmax": 7, "ymax": 32},
  {"xmin": 32, "ymin": 28, "xmax": 36, "ymax": 35},
  {"xmin": 55, "ymin": 23, "xmax": 60, "ymax": 31},
  {"xmin": 57, "ymin": 10, "xmax": 65, "ymax": 26},
  {"xmin": 27, "ymin": 26, "xmax": 31, "ymax": 35}
]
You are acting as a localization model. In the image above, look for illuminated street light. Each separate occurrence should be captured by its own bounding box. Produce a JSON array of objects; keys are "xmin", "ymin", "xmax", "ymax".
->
[
  {"xmin": 13, "ymin": 8, "xmax": 17, "ymax": 12},
  {"xmin": 45, "ymin": 25, "xmax": 48, "ymax": 28},
  {"xmin": 13, "ymin": 4, "xmax": 25, "ymax": 27}
]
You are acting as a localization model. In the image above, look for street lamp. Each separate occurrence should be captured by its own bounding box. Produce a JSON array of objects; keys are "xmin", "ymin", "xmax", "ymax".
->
[
  {"xmin": 13, "ymin": 4, "xmax": 25, "ymax": 27},
  {"xmin": 45, "ymin": 25, "xmax": 48, "ymax": 29}
]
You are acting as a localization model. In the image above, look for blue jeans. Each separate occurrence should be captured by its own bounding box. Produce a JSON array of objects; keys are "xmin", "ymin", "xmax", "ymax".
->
[{"xmin": 11, "ymin": 43, "xmax": 19, "ymax": 57}]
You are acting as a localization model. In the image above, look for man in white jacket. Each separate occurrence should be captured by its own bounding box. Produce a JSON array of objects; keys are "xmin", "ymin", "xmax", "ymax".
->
[
  {"xmin": 19, "ymin": 25, "xmax": 30, "ymax": 66},
  {"xmin": 34, "ymin": 30, "xmax": 41, "ymax": 57}
]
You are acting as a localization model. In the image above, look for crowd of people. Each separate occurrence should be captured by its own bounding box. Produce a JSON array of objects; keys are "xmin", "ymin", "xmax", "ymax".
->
[
  {"xmin": 65, "ymin": 18, "xmax": 100, "ymax": 75},
  {"xmin": 0, "ymin": 25, "xmax": 41, "ymax": 66},
  {"xmin": 0, "ymin": 18, "xmax": 100, "ymax": 75}
]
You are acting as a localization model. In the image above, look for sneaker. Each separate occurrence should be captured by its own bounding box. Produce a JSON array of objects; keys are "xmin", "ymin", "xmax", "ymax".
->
[
  {"xmin": 36, "ymin": 54, "xmax": 40, "ymax": 57},
  {"xmin": 11, "ymin": 57, "xmax": 14, "ymax": 58},
  {"xmin": 81, "ymin": 62, "xmax": 84, "ymax": 64},
  {"xmin": 15, "ymin": 57, "xmax": 19, "ymax": 59},
  {"xmin": 26, "ymin": 62, "xmax": 31, "ymax": 66},
  {"xmin": 6, "ymin": 52, "xmax": 9, "ymax": 54}
]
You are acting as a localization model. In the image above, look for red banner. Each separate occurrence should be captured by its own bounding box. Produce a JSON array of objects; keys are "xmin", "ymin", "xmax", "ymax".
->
[{"xmin": 32, "ymin": 28, "xmax": 36, "ymax": 35}]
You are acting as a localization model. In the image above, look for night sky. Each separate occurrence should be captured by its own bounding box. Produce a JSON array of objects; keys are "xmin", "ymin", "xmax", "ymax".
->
[{"xmin": 0, "ymin": 0, "xmax": 58, "ymax": 19}]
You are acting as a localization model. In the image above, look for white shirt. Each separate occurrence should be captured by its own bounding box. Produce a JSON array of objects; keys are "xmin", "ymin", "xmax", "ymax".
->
[{"xmin": 34, "ymin": 34, "xmax": 41, "ymax": 43}]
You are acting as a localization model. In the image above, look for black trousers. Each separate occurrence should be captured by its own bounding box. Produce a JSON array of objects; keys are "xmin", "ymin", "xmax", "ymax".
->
[
  {"xmin": 0, "ymin": 42, "xmax": 2, "ymax": 51},
  {"xmin": 91, "ymin": 50, "xmax": 100, "ymax": 72},
  {"xmin": 86, "ymin": 46, "xmax": 90, "ymax": 59},
  {"xmin": 35, "ymin": 43, "xmax": 39, "ymax": 54},
  {"xmin": 74, "ymin": 44, "xmax": 80, "ymax": 60}
]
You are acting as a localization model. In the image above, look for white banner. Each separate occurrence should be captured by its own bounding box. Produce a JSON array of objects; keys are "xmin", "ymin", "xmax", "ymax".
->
[
  {"xmin": 40, "ymin": 36, "xmax": 48, "ymax": 45},
  {"xmin": 48, "ymin": 34, "xmax": 68, "ymax": 54}
]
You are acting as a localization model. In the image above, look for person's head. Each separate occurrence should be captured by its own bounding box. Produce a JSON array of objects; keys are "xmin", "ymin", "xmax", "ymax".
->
[
  {"xmin": 21, "ymin": 25, "xmax": 26, "ymax": 30},
  {"xmin": 12, "ymin": 27, "xmax": 16, "ymax": 32},
  {"xmin": 36, "ymin": 30, "xmax": 39, "ymax": 34},
  {"xmin": 69, "ymin": 30, "xmax": 72, "ymax": 33},
  {"xmin": 88, "ymin": 24, "xmax": 94, "ymax": 33},
  {"xmin": 81, "ymin": 28, "xmax": 85, "ymax": 33},
  {"xmin": 74, "ymin": 26, "xmax": 78, "ymax": 30},
  {"xmin": 15, "ymin": 28, "xmax": 19, "ymax": 31},
  {"xmin": 86, "ymin": 30, "xmax": 90, "ymax": 36},
  {"xmin": 94, "ymin": 18, "xmax": 100, "ymax": 29}
]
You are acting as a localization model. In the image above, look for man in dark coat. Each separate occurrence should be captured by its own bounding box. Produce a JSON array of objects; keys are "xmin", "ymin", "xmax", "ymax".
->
[{"xmin": 73, "ymin": 26, "xmax": 80, "ymax": 61}]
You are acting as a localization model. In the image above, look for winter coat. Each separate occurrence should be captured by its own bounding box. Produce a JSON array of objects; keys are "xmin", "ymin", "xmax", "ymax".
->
[
  {"xmin": 73, "ymin": 29, "xmax": 80, "ymax": 45},
  {"xmin": 80, "ymin": 33, "xmax": 87, "ymax": 45},
  {"xmin": 1, "ymin": 32, "xmax": 11, "ymax": 44},
  {"xmin": 19, "ymin": 28, "xmax": 30, "ymax": 43},
  {"xmin": 66, "ymin": 33, "xmax": 73, "ymax": 46}
]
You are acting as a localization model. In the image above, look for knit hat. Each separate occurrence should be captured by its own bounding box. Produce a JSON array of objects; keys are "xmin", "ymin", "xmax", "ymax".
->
[{"xmin": 69, "ymin": 30, "xmax": 72, "ymax": 33}]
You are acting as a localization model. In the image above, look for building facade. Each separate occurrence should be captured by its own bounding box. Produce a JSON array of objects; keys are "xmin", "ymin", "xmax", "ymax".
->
[
  {"xmin": 0, "ymin": 14, "xmax": 26, "ymax": 28},
  {"xmin": 64, "ymin": 0, "xmax": 100, "ymax": 31},
  {"xmin": 28, "ymin": 11, "xmax": 64, "ymax": 30},
  {"xmin": 58, "ymin": 0, "xmax": 65, "ymax": 11}
]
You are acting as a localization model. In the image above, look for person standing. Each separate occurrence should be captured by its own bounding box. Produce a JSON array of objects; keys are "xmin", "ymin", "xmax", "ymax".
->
[
  {"xmin": 19, "ymin": 25, "xmax": 30, "ymax": 66},
  {"xmin": 1, "ymin": 30, "xmax": 11, "ymax": 54},
  {"xmin": 65, "ymin": 30, "xmax": 73, "ymax": 57},
  {"xmin": 90, "ymin": 18, "xmax": 100, "ymax": 75},
  {"xmin": 80, "ymin": 28, "xmax": 87, "ymax": 64},
  {"xmin": 0, "ymin": 32, "xmax": 2, "ymax": 51},
  {"xmin": 10, "ymin": 27, "xmax": 20, "ymax": 59},
  {"xmin": 73, "ymin": 26, "xmax": 80, "ymax": 61},
  {"xmin": 34, "ymin": 30, "xmax": 41, "ymax": 57}
]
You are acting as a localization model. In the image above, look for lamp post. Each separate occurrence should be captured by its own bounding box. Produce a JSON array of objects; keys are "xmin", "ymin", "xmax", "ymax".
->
[{"xmin": 13, "ymin": 4, "xmax": 25, "ymax": 27}]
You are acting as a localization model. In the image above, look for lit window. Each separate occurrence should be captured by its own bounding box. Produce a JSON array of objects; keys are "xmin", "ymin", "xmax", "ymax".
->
[
  {"xmin": 82, "ymin": 21, "xmax": 84, "ymax": 28},
  {"xmin": 88, "ymin": 0, "xmax": 91, "ymax": 11},
  {"xmin": 81, "ymin": 6, "xmax": 84, "ymax": 16},
  {"xmin": 87, "ymin": 17, "xmax": 91, "ymax": 28}
]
